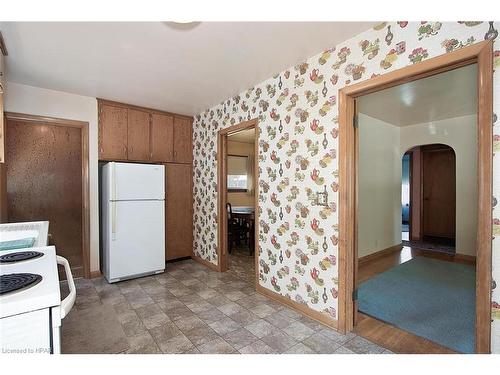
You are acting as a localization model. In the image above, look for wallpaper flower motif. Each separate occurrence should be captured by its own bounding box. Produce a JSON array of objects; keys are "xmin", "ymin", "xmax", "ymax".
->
[{"xmin": 192, "ymin": 21, "xmax": 500, "ymax": 351}]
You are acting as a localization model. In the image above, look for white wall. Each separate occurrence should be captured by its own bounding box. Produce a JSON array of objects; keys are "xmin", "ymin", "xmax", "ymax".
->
[
  {"xmin": 4, "ymin": 82, "xmax": 100, "ymax": 272},
  {"xmin": 358, "ymin": 114, "xmax": 401, "ymax": 257},
  {"xmin": 400, "ymin": 115, "xmax": 478, "ymax": 256}
]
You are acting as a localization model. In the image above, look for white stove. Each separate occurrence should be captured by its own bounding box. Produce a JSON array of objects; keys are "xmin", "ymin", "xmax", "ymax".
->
[{"xmin": 0, "ymin": 222, "xmax": 76, "ymax": 354}]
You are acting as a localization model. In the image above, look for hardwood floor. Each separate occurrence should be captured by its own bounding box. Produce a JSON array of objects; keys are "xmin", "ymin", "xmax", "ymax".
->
[{"xmin": 354, "ymin": 246, "xmax": 475, "ymax": 354}]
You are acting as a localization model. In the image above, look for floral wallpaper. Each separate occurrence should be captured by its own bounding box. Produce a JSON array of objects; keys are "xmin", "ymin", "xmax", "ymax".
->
[{"xmin": 192, "ymin": 21, "xmax": 500, "ymax": 351}]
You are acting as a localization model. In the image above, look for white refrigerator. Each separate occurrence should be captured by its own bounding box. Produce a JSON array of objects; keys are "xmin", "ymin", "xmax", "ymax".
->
[{"xmin": 102, "ymin": 162, "xmax": 165, "ymax": 283}]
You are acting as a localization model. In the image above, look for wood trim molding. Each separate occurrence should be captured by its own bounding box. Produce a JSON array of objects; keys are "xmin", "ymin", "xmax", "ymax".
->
[
  {"xmin": 96, "ymin": 98, "xmax": 193, "ymax": 121},
  {"xmin": 338, "ymin": 40, "xmax": 493, "ymax": 353},
  {"xmin": 475, "ymin": 40, "xmax": 493, "ymax": 353},
  {"xmin": 256, "ymin": 284, "xmax": 338, "ymax": 330},
  {"xmin": 454, "ymin": 253, "xmax": 477, "ymax": 264},
  {"xmin": 89, "ymin": 270, "xmax": 102, "ymax": 279},
  {"xmin": 5, "ymin": 112, "xmax": 89, "ymax": 128},
  {"xmin": 358, "ymin": 244, "xmax": 403, "ymax": 265},
  {"xmin": 191, "ymin": 254, "xmax": 219, "ymax": 271},
  {"xmin": 4, "ymin": 111, "xmax": 92, "ymax": 279}
]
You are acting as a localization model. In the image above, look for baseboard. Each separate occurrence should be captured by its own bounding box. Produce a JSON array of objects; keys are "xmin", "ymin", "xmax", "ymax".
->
[
  {"xmin": 191, "ymin": 253, "xmax": 219, "ymax": 271},
  {"xmin": 452, "ymin": 253, "xmax": 476, "ymax": 263},
  {"xmin": 89, "ymin": 270, "xmax": 102, "ymax": 279},
  {"xmin": 255, "ymin": 284, "xmax": 338, "ymax": 330},
  {"xmin": 358, "ymin": 243, "xmax": 403, "ymax": 265},
  {"xmin": 167, "ymin": 256, "xmax": 192, "ymax": 263}
]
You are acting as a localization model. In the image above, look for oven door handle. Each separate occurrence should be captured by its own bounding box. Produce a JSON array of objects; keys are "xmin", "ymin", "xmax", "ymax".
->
[{"xmin": 57, "ymin": 255, "xmax": 76, "ymax": 320}]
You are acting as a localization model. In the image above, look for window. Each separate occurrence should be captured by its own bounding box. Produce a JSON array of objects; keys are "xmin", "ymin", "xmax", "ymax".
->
[{"xmin": 227, "ymin": 155, "xmax": 248, "ymax": 192}]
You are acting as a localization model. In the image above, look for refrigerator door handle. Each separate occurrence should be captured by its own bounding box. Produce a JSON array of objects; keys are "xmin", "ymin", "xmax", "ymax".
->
[
  {"xmin": 111, "ymin": 201, "xmax": 117, "ymax": 241},
  {"xmin": 112, "ymin": 162, "xmax": 117, "ymax": 201}
]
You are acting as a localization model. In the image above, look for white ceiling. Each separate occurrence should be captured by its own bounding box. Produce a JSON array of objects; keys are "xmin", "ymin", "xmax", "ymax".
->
[
  {"xmin": 228, "ymin": 128, "xmax": 255, "ymax": 143},
  {"xmin": 0, "ymin": 22, "xmax": 373, "ymax": 116},
  {"xmin": 357, "ymin": 64, "xmax": 477, "ymax": 127}
]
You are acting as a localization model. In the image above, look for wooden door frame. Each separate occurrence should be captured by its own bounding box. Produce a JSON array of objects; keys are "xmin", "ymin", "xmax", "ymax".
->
[
  {"xmin": 216, "ymin": 118, "xmax": 259, "ymax": 273},
  {"xmin": 4, "ymin": 112, "xmax": 91, "ymax": 279},
  {"xmin": 338, "ymin": 40, "xmax": 493, "ymax": 353}
]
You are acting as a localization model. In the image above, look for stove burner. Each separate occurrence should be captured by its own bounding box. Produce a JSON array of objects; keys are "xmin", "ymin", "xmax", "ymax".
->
[
  {"xmin": 0, "ymin": 273, "xmax": 42, "ymax": 295},
  {"xmin": 0, "ymin": 251, "xmax": 44, "ymax": 264}
]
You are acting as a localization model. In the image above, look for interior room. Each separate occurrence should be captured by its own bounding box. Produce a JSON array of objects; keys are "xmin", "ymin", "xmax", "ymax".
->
[
  {"xmin": 355, "ymin": 64, "xmax": 478, "ymax": 353},
  {"xmin": 226, "ymin": 128, "xmax": 256, "ymax": 280},
  {"xmin": 0, "ymin": 18, "xmax": 498, "ymax": 360}
]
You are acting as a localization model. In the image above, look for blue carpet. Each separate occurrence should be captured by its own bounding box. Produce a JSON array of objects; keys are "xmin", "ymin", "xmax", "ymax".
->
[{"xmin": 358, "ymin": 257, "xmax": 475, "ymax": 353}]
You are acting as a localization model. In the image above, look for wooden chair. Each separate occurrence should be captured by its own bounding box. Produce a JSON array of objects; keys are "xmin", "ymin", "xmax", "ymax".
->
[
  {"xmin": 247, "ymin": 217, "xmax": 255, "ymax": 256},
  {"xmin": 226, "ymin": 203, "xmax": 245, "ymax": 254}
]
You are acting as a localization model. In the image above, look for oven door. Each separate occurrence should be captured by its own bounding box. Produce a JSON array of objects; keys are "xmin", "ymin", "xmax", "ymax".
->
[{"xmin": 0, "ymin": 309, "xmax": 52, "ymax": 354}]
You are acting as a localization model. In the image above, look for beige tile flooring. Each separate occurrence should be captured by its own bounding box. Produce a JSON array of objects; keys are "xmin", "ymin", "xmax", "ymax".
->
[{"xmin": 61, "ymin": 249, "xmax": 392, "ymax": 354}]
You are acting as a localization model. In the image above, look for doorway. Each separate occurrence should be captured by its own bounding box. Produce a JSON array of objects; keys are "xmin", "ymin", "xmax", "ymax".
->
[
  {"xmin": 3, "ymin": 112, "xmax": 90, "ymax": 278},
  {"xmin": 217, "ymin": 119, "xmax": 258, "ymax": 281},
  {"xmin": 338, "ymin": 40, "xmax": 493, "ymax": 353},
  {"xmin": 403, "ymin": 144, "xmax": 457, "ymax": 254}
]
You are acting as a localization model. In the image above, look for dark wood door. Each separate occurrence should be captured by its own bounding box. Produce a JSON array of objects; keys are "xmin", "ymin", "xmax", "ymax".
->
[
  {"xmin": 173, "ymin": 117, "xmax": 192, "ymax": 163},
  {"xmin": 165, "ymin": 163, "xmax": 192, "ymax": 260},
  {"xmin": 151, "ymin": 113, "xmax": 174, "ymax": 162},
  {"xmin": 0, "ymin": 161, "xmax": 6, "ymax": 223},
  {"xmin": 127, "ymin": 109, "xmax": 151, "ymax": 161},
  {"xmin": 5, "ymin": 120, "xmax": 83, "ymax": 276},
  {"xmin": 422, "ymin": 145, "xmax": 456, "ymax": 239},
  {"xmin": 98, "ymin": 104, "xmax": 128, "ymax": 160}
]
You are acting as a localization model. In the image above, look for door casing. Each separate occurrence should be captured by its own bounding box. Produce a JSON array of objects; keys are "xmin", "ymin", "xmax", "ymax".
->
[
  {"xmin": 216, "ymin": 119, "xmax": 259, "ymax": 274},
  {"xmin": 4, "ymin": 112, "xmax": 91, "ymax": 279}
]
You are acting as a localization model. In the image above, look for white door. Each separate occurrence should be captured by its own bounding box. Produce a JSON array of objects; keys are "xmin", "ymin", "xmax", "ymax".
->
[
  {"xmin": 111, "ymin": 163, "xmax": 165, "ymax": 201},
  {"xmin": 108, "ymin": 200, "xmax": 165, "ymax": 280}
]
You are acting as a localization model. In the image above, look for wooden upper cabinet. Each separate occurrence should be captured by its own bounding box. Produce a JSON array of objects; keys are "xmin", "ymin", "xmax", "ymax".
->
[
  {"xmin": 173, "ymin": 117, "xmax": 192, "ymax": 163},
  {"xmin": 98, "ymin": 99, "xmax": 193, "ymax": 163},
  {"xmin": 98, "ymin": 104, "xmax": 128, "ymax": 160},
  {"xmin": 127, "ymin": 109, "xmax": 151, "ymax": 161},
  {"xmin": 151, "ymin": 113, "xmax": 174, "ymax": 162}
]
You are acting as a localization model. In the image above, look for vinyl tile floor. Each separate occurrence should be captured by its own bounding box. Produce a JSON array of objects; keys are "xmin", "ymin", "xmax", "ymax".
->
[{"xmin": 61, "ymin": 250, "xmax": 392, "ymax": 354}]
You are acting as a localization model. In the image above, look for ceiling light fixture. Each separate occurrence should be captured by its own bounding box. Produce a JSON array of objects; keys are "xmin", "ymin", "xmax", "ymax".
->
[{"xmin": 162, "ymin": 21, "xmax": 201, "ymax": 31}]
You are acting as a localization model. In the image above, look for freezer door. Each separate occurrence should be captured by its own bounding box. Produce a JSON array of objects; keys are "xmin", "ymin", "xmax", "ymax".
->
[
  {"xmin": 107, "ymin": 200, "xmax": 165, "ymax": 281},
  {"xmin": 110, "ymin": 162, "xmax": 165, "ymax": 200}
]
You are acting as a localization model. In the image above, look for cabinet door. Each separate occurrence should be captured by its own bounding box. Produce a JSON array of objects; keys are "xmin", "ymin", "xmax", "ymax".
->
[
  {"xmin": 165, "ymin": 163, "xmax": 193, "ymax": 261},
  {"xmin": 173, "ymin": 117, "xmax": 192, "ymax": 163},
  {"xmin": 99, "ymin": 104, "xmax": 128, "ymax": 160},
  {"xmin": 151, "ymin": 113, "xmax": 174, "ymax": 162},
  {"xmin": 0, "ymin": 93, "xmax": 4, "ymax": 163},
  {"xmin": 127, "ymin": 109, "xmax": 151, "ymax": 161}
]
